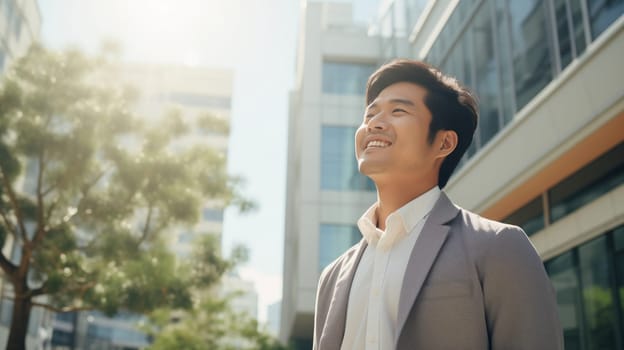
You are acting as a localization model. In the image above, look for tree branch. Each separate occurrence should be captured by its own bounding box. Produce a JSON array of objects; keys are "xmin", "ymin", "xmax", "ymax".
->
[
  {"xmin": 0, "ymin": 251, "xmax": 17, "ymax": 276},
  {"xmin": 138, "ymin": 204, "xmax": 153, "ymax": 246},
  {"xmin": 45, "ymin": 199, "xmax": 57, "ymax": 223},
  {"xmin": 30, "ymin": 301, "xmax": 94, "ymax": 314},
  {"xmin": 32, "ymin": 152, "xmax": 47, "ymax": 247},
  {"xmin": 0, "ymin": 206, "xmax": 18, "ymax": 238},
  {"xmin": 0, "ymin": 170, "xmax": 28, "ymax": 244}
]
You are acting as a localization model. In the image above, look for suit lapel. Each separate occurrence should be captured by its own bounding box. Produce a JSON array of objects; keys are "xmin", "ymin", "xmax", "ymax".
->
[
  {"xmin": 319, "ymin": 239, "xmax": 368, "ymax": 350},
  {"xmin": 396, "ymin": 192, "xmax": 459, "ymax": 338}
]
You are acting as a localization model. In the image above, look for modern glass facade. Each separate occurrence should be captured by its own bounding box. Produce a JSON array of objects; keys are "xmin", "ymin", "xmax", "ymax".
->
[
  {"xmin": 322, "ymin": 62, "xmax": 376, "ymax": 95},
  {"xmin": 319, "ymin": 224, "xmax": 361, "ymax": 272},
  {"xmin": 504, "ymin": 142, "xmax": 624, "ymax": 236},
  {"xmin": 421, "ymin": 0, "xmax": 623, "ymax": 161},
  {"xmin": 546, "ymin": 225, "xmax": 624, "ymax": 349},
  {"xmin": 320, "ymin": 126, "xmax": 375, "ymax": 191}
]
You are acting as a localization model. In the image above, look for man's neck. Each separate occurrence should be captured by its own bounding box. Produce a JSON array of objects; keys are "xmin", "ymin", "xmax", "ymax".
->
[{"xmin": 374, "ymin": 180, "xmax": 438, "ymax": 231}]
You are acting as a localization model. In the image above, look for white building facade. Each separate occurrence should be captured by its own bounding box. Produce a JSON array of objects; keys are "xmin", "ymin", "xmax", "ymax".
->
[
  {"xmin": 0, "ymin": 0, "xmax": 40, "ymax": 73},
  {"xmin": 281, "ymin": 2, "xmax": 379, "ymax": 348},
  {"xmin": 282, "ymin": 0, "xmax": 624, "ymax": 349}
]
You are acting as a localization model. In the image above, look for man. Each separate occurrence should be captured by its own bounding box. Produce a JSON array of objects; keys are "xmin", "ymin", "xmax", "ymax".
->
[{"xmin": 313, "ymin": 60, "xmax": 562, "ymax": 350}]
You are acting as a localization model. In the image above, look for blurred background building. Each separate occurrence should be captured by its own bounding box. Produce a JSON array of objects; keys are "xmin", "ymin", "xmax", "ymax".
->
[
  {"xmin": 281, "ymin": 3, "xmax": 379, "ymax": 348},
  {"xmin": 48, "ymin": 64, "xmax": 247, "ymax": 350},
  {"xmin": 0, "ymin": 1, "xmax": 51, "ymax": 349},
  {"xmin": 281, "ymin": 0, "xmax": 624, "ymax": 349},
  {"xmin": 0, "ymin": 0, "xmax": 40, "ymax": 73},
  {"xmin": 266, "ymin": 300, "xmax": 281, "ymax": 338}
]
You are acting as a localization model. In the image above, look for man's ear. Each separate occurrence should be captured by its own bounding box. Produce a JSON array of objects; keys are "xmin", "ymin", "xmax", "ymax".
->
[{"xmin": 436, "ymin": 130, "xmax": 458, "ymax": 159}]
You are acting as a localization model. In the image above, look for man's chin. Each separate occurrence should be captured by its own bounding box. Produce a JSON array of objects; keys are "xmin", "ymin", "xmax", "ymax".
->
[{"xmin": 358, "ymin": 161, "xmax": 386, "ymax": 177}]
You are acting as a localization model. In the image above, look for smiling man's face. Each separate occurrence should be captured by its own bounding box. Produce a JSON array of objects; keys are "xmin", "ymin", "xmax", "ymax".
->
[{"xmin": 355, "ymin": 82, "xmax": 445, "ymax": 184}]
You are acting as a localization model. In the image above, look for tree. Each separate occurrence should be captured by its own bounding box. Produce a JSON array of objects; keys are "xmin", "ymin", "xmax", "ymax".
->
[
  {"xmin": 145, "ymin": 248, "xmax": 288, "ymax": 350},
  {"xmin": 0, "ymin": 45, "xmax": 250, "ymax": 349},
  {"xmin": 147, "ymin": 299, "xmax": 289, "ymax": 350}
]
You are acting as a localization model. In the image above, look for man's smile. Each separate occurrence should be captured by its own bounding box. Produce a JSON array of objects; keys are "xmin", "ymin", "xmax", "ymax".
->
[{"xmin": 366, "ymin": 140, "xmax": 392, "ymax": 149}]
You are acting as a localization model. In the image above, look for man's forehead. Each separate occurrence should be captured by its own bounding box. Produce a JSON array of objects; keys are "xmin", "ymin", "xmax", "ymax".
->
[
  {"xmin": 367, "ymin": 82, "xmax": 427, "ymax": 109},
  {"xmin": 366, "ymin": 98, "xmax": 416, "ymax": 110}
]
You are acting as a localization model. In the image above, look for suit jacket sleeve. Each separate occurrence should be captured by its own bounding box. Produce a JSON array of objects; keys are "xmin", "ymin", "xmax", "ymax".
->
[
  {"xmin": 480, "ymin": 226, "xmax": 564, "ymax": 350},
  {"xmin": 313, "ymin": 260, "xmax": 338, "ymax": 350}
]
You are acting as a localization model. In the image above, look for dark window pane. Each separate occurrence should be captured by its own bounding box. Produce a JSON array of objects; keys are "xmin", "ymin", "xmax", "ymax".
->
[
  {"xmin": 319, "ymin": 224, "xmax": 361, "ymax": 272},
  {"xmin": 322, "ymin": 62, "xmax": 376, "ymax": 95},
  {"xmin": 321, "ymin": 126, "xmax": 375, "ymax": 191},
  {"xmin": 202, "ymin": 208, "xmax": 224, "ymax": 222},
  {"xmin": 569, "ymin": 0, "xmax": 588, "ymax": 56},
  {"xmin": 494, "ymin": 0, "xmax": 517, "ymax": 124},
  {"xmin": 613, "ymin": 226, "xmax": 624, "ymax": 342},
  {"xmin": 587, "ymin": 0, "xmax": 624, "ymax": 39},
  {"xmin": 51, "ymin": 330, "xmax": 75, "ymax": 347},
  {"xmin": 614, "ymin": 226, "xmax": 624, "ymax": 252},
  {"xmin": 504, "ymin": 196, "xmax": 544, "ymax": 236},
  {"xmin": 554, "ymin": 0, "xmax": 574, "ymax": 69},
  {"xmin": 508, "ymin": 0, "xmax": 555, "ymax": 109},
  {"xmin": 578, "ymin": 236, "xmax": 617, "ymax": 349},
  {"xmin": 549, "ymin": 142, "xmax": 624, "ymax": 222},
  {"xmin": 545, "ymin": 252, "xmax": 583, "ymax": 349},
  {"xmin": 473, "ymin": 1, "xmax": 501, "ymax": 147}
]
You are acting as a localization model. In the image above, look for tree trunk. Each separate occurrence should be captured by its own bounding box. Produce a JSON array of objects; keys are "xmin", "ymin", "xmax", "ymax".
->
[{"xmin": 5, "ymin": 294, "xmax": 32, "ymax": 350}]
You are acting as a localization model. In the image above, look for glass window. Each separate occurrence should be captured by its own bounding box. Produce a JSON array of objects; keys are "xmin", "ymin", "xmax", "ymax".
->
[
  {"xmin": 569, "ymin": 0, "xmax": 588, "ymax": 57},
  {"xmin": 613, "ymin": 226, "xmax": 624, "ymax": 342},
  {"xmin": 322, "ymin": 62, "xmax": 376, "ymax": 95},
  {"xmin": 202, "ymin": 208, "xmax": 224, "ymax": 222},
  {"xmin": 177, "ymin": 231, "xmax": 194, "ymax": 244},
  {"xmin": 504, "ymin": 196, "xmax": 545, "ymax": 236},
  {"xmin": 51, "ymin": 329, "xmax": 75, "ymax": 346},
  {"xmin": 546, "ymin": 226, "xmax": 624, "ymax": 349},
  {"xmin": 321, "ymin": 126, "xmax": 375, "ymax": 191},
  {"xmin": 55, "ymin": 311, "xmax": 77, "ymax": 323},
  {"xmin": 319, "ymin": 224, "xmax": 361, "ymax": 272},
  {"xmin": 549, "ymin": 142, "xmax": 624, "ymax": 223},
  {"xmin": 494, "ymin": 0, "xmax": 517, "ymax": 123},
  {"xmin": 578, "ymin": 236, "xmax": 618, "ymax": 349},
  {"xmin": 472, "ymin": 1, "xmax": 502, "ymax": 147},
  {"xmin": 587, "ymin": 0, "xmax": 624, "ymax": 39},
  {"xmin": 554, "ymin": 0, "xmax": 575, "ymax": 70},
  {"xmin": 545, "ymin": 251, "xmax": 583, "ymax": 349},
  {"xmin": 405, "ymin": 0, "xmax": 429, "ymax": 32},
  {"xmin": 507, "ymin": 0, "xmax": 555, "ymax": 110}
]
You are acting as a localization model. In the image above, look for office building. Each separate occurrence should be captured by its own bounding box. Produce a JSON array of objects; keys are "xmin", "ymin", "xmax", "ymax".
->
[
  {"xmin": 281, "ymin": 2, "xmax": 379, "ymax": 347},
  {"xmin": 282, "ymin": 0, "xmax": 624, "ymax": 348}
]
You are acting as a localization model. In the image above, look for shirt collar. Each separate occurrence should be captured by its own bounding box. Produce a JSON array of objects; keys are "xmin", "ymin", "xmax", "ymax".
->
[{"xmin": 357, "ymin": 186, "xmax": 441, "ymax": 251}]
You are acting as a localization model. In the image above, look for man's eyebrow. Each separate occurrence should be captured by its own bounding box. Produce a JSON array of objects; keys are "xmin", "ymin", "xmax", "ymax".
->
[{"xmin": 366, "ymin": 98, "xmax": 416, "ymax": 110}]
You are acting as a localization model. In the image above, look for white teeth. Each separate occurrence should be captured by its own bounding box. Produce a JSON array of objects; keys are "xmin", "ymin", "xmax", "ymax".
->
[{"xmin": 366, "ymin": 140, "xmax": 390, "ymax": 148}]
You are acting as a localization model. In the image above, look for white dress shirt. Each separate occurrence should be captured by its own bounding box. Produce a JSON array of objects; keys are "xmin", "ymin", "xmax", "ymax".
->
[{"xmin": 340, "ymin": 186, "xmax": 441, "ymax": 350}]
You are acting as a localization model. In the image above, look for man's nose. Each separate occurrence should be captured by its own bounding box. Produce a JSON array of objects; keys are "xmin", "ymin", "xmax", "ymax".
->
[{"xmin": 367, "ymin": 113, "xmax": 387, "ymax": 131}]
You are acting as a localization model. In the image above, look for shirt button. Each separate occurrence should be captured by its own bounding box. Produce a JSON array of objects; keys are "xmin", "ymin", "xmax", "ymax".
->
[{"xmin": 373, "ymin": 288, "xmax": 380, "ymax": 297}]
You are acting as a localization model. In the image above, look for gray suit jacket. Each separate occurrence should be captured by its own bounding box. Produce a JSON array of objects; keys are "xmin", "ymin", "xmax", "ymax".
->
[{"xmin": 313, "ymin": 192, "xmax": 563, "ymax": 350}]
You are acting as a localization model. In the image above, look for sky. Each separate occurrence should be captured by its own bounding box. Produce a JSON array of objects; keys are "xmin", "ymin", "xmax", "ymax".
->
[{"xmin": 38, "ymin": 0, "xmax": 379, "ymax": 323}]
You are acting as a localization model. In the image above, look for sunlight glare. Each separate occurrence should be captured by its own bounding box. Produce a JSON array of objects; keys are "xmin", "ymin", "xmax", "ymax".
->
[{"xmin": 105, "ymin": 0, "xmax": 240, "ymax": 65}]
